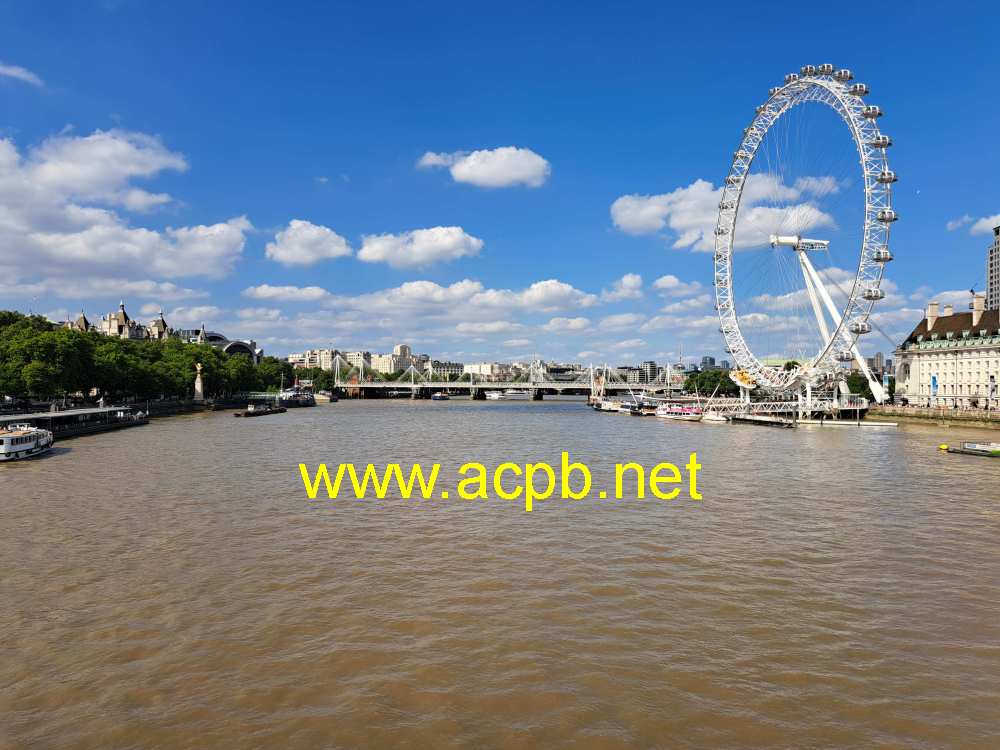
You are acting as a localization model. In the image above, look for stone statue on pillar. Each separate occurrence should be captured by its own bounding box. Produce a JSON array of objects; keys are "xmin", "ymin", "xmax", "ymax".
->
[{"xmin": 194, "ymin": 362, "xmax": 205, "ymax": 402}]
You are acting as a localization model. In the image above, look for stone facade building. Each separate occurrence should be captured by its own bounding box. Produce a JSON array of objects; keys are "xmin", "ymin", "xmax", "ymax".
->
[
  {"xmin": 894, "ymin": 293, "xmax": 1000, "ymax": 408},
  {"xmin": 62, "ymin": 302, "xmax": 263, "ymax": 362}
]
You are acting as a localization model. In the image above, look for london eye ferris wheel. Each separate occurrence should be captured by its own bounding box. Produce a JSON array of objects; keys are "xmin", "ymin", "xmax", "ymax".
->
[{"xmin": 713, "ymin": 64, "xmax": 896, "ymax": 402}]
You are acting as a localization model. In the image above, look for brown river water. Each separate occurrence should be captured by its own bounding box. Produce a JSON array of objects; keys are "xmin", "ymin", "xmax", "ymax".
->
[{"xmin": 3, "ymin": 398, "xmax": 1000, "ymax": 749}]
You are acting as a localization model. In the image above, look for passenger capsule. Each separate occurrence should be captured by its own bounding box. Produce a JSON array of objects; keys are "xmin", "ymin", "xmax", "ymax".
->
[
  {"xmin": 800, "ymin": 64, "xmax": 817, "ymax": 76},
  {"xmin": 818, "ymin": 63, "xmax": 835, "ymax": 75},
  {"xmin": 755, "ymin": 104, "xmax": 766, "ymax": 114},
  {"xmin": 733, "ymin": 150, "xmax": 751, "ymax": 160},
  {"xmin": 877, "ymin": 170, "xmax": 897, "ymax": 183},
  {"xmin": 837, "ymin": 351, "xmax": 855, "ymax": 362},
  {"xmin": 784, "ymin": 73, "xmax": 800, "ymax": 84},
  {"xmin": 718, "ymin": 200, "xmax": 735, "ymax": 210},
  {"xmin": 850, "ymin": 321, "xmax": 872, "ymax": 335},
  {"xmin": 870, "ymin": 134, "xmax": 892, "ymax": 148},
  {"xmin": 768, "ymin": 86, "xmax": 781, "ymax": 96},
  {"xmin": 849, "ymin": 83, "xmax": 869, "ymax": 96},
  {"xmin": 862, "ymin": 104, "xmax": 883, "ymax": 119},
  {"xmin": 863, "ymin": 287, "xmax": 886, "ymax": 300},
  {"xmin": 877, "ymin": 209, "xmax": 898, "ymax": 223},
  {"xmin": 834, "ymin": 69, "xmax": 854, "ymax": 82},
  {"xmin": 714, "ymin": 226, "xmax": 729, "ymax": 236},
  {"xmin": 873, "ymin": 248, "xmax": 894, "ymax": 263},
  {"xmin": 725, "ymin": 175, "xmax": 743, "ymax": 185}
]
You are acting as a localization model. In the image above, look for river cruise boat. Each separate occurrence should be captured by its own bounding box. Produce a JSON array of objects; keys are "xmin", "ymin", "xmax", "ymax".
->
[
  {"xmin": 431, "ymin": 391, "xmax": 451, "ymax": 401},
  {"xmin": 591, "ymin": 397, "xmax": 622, "ymax": 412},
  {"xmin": 0, "ymin": 424, "xmax": 54, "ymax": 462},
  {"xmin": 278, "ymin": 386, "xmax": 316, "ymax": 408},
  {"xmin": 485, "ymin": 389, "xmax": 529, "ymax": 401},
  {"xmin": 655, "ymin": 403, "xmax": 703, "ymax": 422}
]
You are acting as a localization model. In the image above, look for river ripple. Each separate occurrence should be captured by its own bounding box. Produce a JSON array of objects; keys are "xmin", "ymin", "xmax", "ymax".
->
[{"xmin": 2, "ymin": 399, "xmax": 1000, "ymax": 748}]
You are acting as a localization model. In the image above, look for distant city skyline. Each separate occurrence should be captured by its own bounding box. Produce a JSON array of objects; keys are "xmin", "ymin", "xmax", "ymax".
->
[{"xmin": 1, "ymin": 4, "xmax": 998, "ymax": 362}]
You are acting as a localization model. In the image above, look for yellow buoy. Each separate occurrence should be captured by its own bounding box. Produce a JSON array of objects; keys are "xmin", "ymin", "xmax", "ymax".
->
[{"xmin": 938, "ymin": 444, "xmax": 949, "ymax": 451}]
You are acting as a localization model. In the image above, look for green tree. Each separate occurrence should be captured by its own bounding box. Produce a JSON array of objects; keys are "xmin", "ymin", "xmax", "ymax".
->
[
  {"xmin": 845, "ymin": 372, "xmax": 874, "ymax": 401},
  {"xmin": 258, "ymin": 356, "xmax": 294, "ymax": 391},
  {"xmin": 224, "ymin": 354, "xmax": 263, "ymax": 393},
  {"xmin": 683, "ymin": 369, "xmax": 739, "ymax": 397}
]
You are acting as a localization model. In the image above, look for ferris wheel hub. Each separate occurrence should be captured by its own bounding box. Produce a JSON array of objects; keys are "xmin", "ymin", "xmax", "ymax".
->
[{"xmin": 768, "ymin": 234, "xmax": 830, "ymax": 252}]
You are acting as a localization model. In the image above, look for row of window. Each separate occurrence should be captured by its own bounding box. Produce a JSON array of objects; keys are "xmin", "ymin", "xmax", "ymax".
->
[{"xmin": 1, "ymin": 435, "xmax": 36, "ymax": 447}]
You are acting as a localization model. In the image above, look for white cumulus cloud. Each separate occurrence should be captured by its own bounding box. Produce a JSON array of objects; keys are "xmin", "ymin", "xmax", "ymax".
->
[
  {"xmin": 611, "ymin": 175, "xmax": 836, "ymax": 251},
  {"xmin": 652, "ymin": 274, "xmax": 704, "ymax": 297},
  {"xmin": 599, "ymin": 313, "xmax": 646, "ymax": 331},
  {"xmin": 543, "ymin": 316, "xmax": 590, "ymax": 332},
  {"xmin": 418, "ymin": 146, "xmax": 550, "ymax": 188},
  {"xmin": 970, "ymin": 214, "xmax": 1000, "ymax": 235},
  {"xmin": 266, "ymin": 219, "xmax": 352, "ymax": 265},
  {"xmin": 0, "ymin": 129, "xmax": 250, "ymax": 281},
  {"xmin": 166, "ymin": 305, "xmax": 223, "ymax": 326},
  {"xmin": 946, "ymin": 215, "xmax": 973, "ymax": 231},
  {"xmin": 455, "ymin": 321, "xmax": 523, "ymax": 334},
  {"xmin": 358, "ymin": 226, "xmax": 483, "ymax": 268},
  {"xmin": 600, "ymin": 273, "xmax": 643, "ymax": 301},
  {"xmin": 0, "ymin": 61, "xmax": 43, "ymax": 87},
  {"xmin": 242, "ymin": 284, "xmax": 331, "ymax": 302},
  {"xmin": 470, "ymin": 279, "xmax": 597, "ymax": 312}
]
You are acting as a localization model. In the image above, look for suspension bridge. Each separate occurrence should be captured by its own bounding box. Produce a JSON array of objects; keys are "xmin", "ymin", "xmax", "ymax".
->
[{"xmin": 321, "ymin": 357, "xmax": 676, "ymax": 399}]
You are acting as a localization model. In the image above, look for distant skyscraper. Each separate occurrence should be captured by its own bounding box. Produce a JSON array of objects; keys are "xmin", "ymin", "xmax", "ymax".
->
[
  {"xmin": 640, "ymin": 360, "xmax": 657, "ymax": 382},
  {"xmin": 988, "ymin": 226, "xmax": 1000, "ymax": 310},
  {"xmin": 873, "ymin": 352, "xmax": 885, "ymax": 372},
  {"xmin": 719, "ymin": 359, "xmax": 731, "ymax": 370},
  {"xmin": 700, "ymin": 355, "xmax": 716, "ymax": 371}
]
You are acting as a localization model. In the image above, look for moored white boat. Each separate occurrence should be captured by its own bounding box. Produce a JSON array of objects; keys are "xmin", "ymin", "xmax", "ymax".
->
[
  {"xmin": 0, "ymin": 423, "xmax": 54, "ymax": 462},
  {"xmin": 701, "ymin": 410, "xmax": 728, "ymax": 423},
  {"xmin": 487, "ymin": 389, "xmax": 529, "ymax": 401},
  {"xmin": 655, "ymin": 404, "xmax": 703, "ymax": 422}
]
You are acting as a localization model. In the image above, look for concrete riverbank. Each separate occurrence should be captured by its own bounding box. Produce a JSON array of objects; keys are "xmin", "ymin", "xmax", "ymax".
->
[{"xmin": 872, "ymin": 405, "xmax": 1000, "ymax": 429}]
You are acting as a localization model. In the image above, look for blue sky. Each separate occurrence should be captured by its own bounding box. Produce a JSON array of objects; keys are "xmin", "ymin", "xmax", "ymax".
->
[{"xmin": 1, "ymin": 1, "xmax": 998, "ymax": 364}]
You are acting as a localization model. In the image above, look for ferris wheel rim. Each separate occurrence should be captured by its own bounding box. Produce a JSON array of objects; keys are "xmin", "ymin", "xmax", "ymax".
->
[{"xmin": 713, "ymin": 67, "xmax": 894, "ymax": 391}]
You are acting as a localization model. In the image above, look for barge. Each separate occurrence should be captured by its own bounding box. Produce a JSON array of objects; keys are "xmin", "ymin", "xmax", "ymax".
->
[{"xmin": 0, "ymin": 406, "xmax": 148, "ymax": 440}]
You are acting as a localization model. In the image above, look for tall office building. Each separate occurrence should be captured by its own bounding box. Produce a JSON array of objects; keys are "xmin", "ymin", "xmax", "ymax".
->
[{"xmin": 988, "ymin": 226, "xmax": 1000, "ymax": 310}]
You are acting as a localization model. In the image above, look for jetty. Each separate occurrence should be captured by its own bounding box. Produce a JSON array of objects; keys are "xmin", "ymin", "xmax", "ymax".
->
[{"xmin": 0, "ymin": 406, "xmax": 148, "ymax": 439}]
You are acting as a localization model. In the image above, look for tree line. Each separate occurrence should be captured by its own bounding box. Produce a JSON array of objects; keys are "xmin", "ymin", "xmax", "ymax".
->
[{"xmin": 0, "ymin": 311, "xmax": 294, "ymax": 401}]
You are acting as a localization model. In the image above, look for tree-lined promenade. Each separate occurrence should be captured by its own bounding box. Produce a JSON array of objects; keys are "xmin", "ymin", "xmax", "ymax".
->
[{"xmin": 0, "ymin": 311, "xmax": 295, "ymax": 401}]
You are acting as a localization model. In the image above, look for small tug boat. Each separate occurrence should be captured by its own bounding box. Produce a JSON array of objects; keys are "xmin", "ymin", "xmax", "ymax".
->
[
  {"xmin": 655, "ymin": 404, "xmax": 703, "ymax": 422},
  {"xmin": 0, "ymin": 423, "xmax": 54, "ymax": 462},
  {"xmin": 940, "ymin": 441, "xmax": 1000, "ymax": 457},
  {"xmin": 431, "ymin": 391, "xmax": 451, "ymax": 401},
  {"xmin": 234, "ymin": 403, "xmax": 287, "ymax": 418}
]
